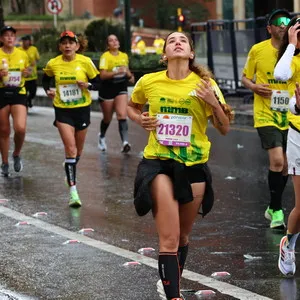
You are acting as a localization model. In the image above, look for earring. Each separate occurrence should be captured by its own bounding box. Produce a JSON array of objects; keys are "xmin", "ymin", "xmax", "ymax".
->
[{"xmin": 190, "ymin": 54, "xmax": 194, "ymax": 59}]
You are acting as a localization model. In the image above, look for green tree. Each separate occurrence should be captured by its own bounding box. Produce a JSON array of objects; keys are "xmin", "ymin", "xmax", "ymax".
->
[{"xmin": 85, "ymin": 19, "xmax": 125, "ymax": 52}]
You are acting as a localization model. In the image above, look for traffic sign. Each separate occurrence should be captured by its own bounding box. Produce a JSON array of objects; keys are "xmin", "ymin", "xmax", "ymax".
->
[{"xmin": 47, "ymin": 0, "xmax": 63, "ymax": 14}]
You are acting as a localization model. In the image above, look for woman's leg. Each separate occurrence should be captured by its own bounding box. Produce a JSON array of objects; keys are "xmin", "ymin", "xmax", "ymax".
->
[
  {"xmin": 10, "ymin": 104, "xmax": 27, "ymax": 172},
  {"xmin": 56, "ymin": 121, "xmax": 81, "ymax": 206},
  {"xmin": 99, "ymin": 100, "xmax": 114, "ymax": 137},
  {"xmin": 114, "ymin": 94, "xmax": 130, "ymax": 152},
  {"xmin": 75, "ymin": 127, "xmax": 88, "ymax": 158},
  {"xmin": 286, "ymin": 175, "xmax": 300, "ymax": 245},
  {"xmin": 178, "ymin": 182, "xmax": 205, "ymax": 275},
  {"xmin": 0, "ymin": 105, "xmax": 11, "ymax": 167},
  {"xmin": 152, "ymin": 174, "xmax": 181, "ymax": 299}
]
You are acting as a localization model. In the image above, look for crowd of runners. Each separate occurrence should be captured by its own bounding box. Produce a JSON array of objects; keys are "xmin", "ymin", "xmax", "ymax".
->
[{"xmin": 0, "ymin": 7, "xmax": 300, "ymax": 299}]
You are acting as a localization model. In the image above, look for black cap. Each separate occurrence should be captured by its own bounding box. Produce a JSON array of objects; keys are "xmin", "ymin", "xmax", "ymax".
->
[
  {"xmin": 0, "ymin": 26, "xmax": 16, "ymax": 35},
  {"xmin": 267, "ymin": 9, "xmax": 291, "ymax": 25},
  {"xmin": 21, "ymin": 35, "xmax": 31, "ymax": 41}
]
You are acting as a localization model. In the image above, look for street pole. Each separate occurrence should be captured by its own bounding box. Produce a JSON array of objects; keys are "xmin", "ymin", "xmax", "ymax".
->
[
  {"xmin": 124, "ymin": 0, "xmax": 131, "ymax": 54},
  {"xmin": 54, "ymin": 13, "xmax": 57, "ymax": 28}
]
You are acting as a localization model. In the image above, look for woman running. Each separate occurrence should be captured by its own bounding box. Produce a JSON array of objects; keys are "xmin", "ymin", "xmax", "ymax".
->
[
  {"xmin": 274, "ymin": 16, "xmax": 300, "ymax": 277},
  {"xmin": 42, "ymin": 31, "xmax": 100, "ymax": 207},
  {"xmin": 0, "ymin": 26, "xmax": 30, "ymax": 177},
  {"xmin": 127, "ymin": 31, "xmax": 232, "ymax": 299},
  {"xmin": 98, "ymin": 34, "xmax": 134, "ymax": 153}
]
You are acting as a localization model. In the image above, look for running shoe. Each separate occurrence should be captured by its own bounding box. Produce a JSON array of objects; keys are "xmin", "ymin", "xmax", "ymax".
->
[
  {"xmin": 156, "ymin": 280, "xmax": 185, "ymax": 300},
  {"xmin": 98, "ymin": 135, "xmax": 107, "ymax": 151},
  {"xmin": 264, "ymin": 207, "xmax": 285, "ymax": 229},
  {"xmin": 121, "ymin": 141, "xmax": 131, "ymax": 153},
  {"xmin": 1, "ymin": 163, "xmax": 9, "ymax": 177},
  {"xmin": 278, "ymin": 236, "xmax": 296, "ymax": 277},
  {"xmin": 69, "ymin": 189, "xmax": 82, "ymax": 208},
  {"xmin": 13, "ymin": 155, "xmax": 23, "ymax": 172}
]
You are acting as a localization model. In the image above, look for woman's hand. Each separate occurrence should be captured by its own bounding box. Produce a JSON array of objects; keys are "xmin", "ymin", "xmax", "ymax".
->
[
  {"xmin": 196, "ymin": 79, "xmax": 219, "ymax": 108},
  {"xmin": 22, "ymin": 67, "xmax": 31, "ymax": 78},
  {"xmin": 77, "ymin": 80, "xmax": 89, "ymax": 90},
  {"xmin": 288, "ymin": 23, "xmax": 300, "ymax": 46},
  {"xmin": 140, "ymin": 112, "xmax": 159, "ymax": 131},
  {"xmin": 0, "ymin": 69, "xmax": 8, "ymax": 78},
  {"xmin": 46, "ymin": 89, "xmax": 55, "ymax": 99}
]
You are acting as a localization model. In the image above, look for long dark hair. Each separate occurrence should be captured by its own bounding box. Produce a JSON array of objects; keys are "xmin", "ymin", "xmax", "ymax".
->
[
  {"xmin": 161, "ymin": 31, "xmax": 213, "ymax": 83},
  {"xmin": 277, "ymin": 16, "xmax": 300, "ymax": 62}
]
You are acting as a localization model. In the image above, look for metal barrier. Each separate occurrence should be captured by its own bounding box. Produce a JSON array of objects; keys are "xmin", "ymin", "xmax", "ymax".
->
[{"xmin": 191, "ymin": 16, "xmax": 270, "ymax": 98}]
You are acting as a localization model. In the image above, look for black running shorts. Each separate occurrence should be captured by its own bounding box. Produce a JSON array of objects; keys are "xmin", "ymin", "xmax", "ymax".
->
[
  {"xmin": 54, "ymin": 105, "xmax": 91, "ymax": 131},
  {"xmin": 98, "ymin": 80, "xmax": 128, "ymax": 101},
  {"xmin": 257, "ymin": 126, "xmax": 288, "ymax": 152},
  {"xmin": 0, "ymin": 88, "xmax": 27, "ymax": 109}
]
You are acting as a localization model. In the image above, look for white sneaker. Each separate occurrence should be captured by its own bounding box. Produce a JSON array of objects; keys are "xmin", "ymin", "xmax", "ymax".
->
[
  {"xmin": 121, "ymin": 141, "xmax": 131, "ymax": 153},
  {"xmin": 98, "ymin": 135, "xmax": 107, "ymax": 151},
  {"xmin": 278, "ymin": 236, "xmax": 296, "ymax": 277}
]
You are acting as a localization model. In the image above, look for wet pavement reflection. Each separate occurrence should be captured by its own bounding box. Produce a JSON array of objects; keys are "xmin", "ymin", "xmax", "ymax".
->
[{"xmin": 0, "ymin": 108, "xmax": 298, "ymax": 299}]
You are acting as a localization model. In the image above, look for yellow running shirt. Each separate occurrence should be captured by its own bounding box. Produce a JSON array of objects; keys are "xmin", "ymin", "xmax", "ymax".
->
[
  {"xmin": 0, "ymin": 47, "xmax": 29, "ymax": 94},
  {"xmin": 99, "ymin": 51, "xmax": 129, "ymax": 71},
  {"xmin": 99, "ymin": 51, "xmax": 129, "ymax": 83},
  {"xmin": 19, "ymin": 45, "xmax": 40, "ymax": 81},
  {"xmin": 286, "ymin": 55, "xmax": 300, "ymax": 131},
  {"xmin": 243, "ymin": 39, "xmax": 289, "ymax": 129},
  {"xmin": 44, "ymin": 54, "xmax": 99, "ymax": 108},
  {"xmin": 131, "ymin": 70, "xmax": 226, "ymax": 166}
]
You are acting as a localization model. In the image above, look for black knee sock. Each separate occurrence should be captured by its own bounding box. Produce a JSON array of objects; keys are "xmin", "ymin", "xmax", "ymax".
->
[
  {"xmin": 64, "ymin": 158, "xmax": 76, "ymax": 186},
  {"xmin": 118, "ymin": 119, "xmax": 128, "ymax": 143},
  {"xmin": 177, "ymin": 244, "xmax": 189, "ymax": 276},
  {"xmin": 268, "ymin": 170, "xmax": 284, "ymax": 211},
  {"xmin": 282, "ymin": 175, "xmax": 289, "ymax": 191},
  {"xmin": 158, "ymin": 252, "xmax": 180, "ymax": 299},
  {"xmin": 76, "ymin": 156, "xmax": 80, "ymax": 164},
  {"xmin": 100, "ymin": 120, "xmax": 110, "ymax": 138}
]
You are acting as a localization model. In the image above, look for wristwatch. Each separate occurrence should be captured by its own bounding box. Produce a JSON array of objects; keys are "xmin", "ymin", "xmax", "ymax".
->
[
  {"xmin": 295, "ymin": 104, "xmax": 300, "ymax": 114},
  {"xmin": 87, "ymin": 82, "xmax": 93, "ymax": 90}
]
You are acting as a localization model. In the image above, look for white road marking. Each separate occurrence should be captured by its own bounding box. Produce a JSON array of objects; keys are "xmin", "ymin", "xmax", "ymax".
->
[{"xmin": 0, "ymin": 205, "xmax": 272, "ymax": 300}]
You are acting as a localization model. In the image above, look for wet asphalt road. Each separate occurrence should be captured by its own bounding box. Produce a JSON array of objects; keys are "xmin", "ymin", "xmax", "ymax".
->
[{"xmin": 0, "ymin": 107, "xmax": 298, "ymax": 300}]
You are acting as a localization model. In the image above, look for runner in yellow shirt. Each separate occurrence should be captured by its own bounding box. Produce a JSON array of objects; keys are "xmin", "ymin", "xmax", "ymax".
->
[
  {"xmin": 128, "ymin": 31, "xmax": 232, "ymax": 300},
  {"xmin": 242, "ymin": 9, "xmax": 292, "ymax": 229},
  {"xmin": 98, "ymin": 34, "xmax": 134, "ymax": 153},
  {"xmin": 19, "ymin": 35, "xmax": 40, "ymax": 109},
  {"xmin": 153, "ymin": 35, "xmax": 165, "ymax": 55},
  {"xmin": 42, "ymin": 31, "xmax": 100, "ymax": 207},
  {"xmin": 0, "ymin": 26, "xmax": 30, "ymax": 177}
]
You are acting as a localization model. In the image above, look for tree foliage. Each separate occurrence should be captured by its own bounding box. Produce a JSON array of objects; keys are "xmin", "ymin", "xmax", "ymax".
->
[{"xmin": 85, "ymin": 19, "xmax": 125, "ymax": 52}]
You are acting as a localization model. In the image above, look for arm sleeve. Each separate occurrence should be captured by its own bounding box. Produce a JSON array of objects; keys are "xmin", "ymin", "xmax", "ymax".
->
[
  {"xmin": 42, "ymin": 74, "xmax": 52, "ymax": 93},
  {"xmin": 274, "ymin": 44, "xmax": 295, "ymax": 81},
  {"xmin": 88, "ymin": 76, "xmax": 101, "ymax": 91}
]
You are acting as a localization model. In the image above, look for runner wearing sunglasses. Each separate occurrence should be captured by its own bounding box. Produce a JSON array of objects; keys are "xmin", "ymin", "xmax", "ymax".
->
[
  {"xmin": 242, "ymin": 9, "xmax": 292, "ymax": 229},
  {"xmin": 274, "ymin": 16, "xmax": 300, "ymax": 277},
  {"xmin": 42, "ymin": 31, "xmax": 100, "ymax": 207}
]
